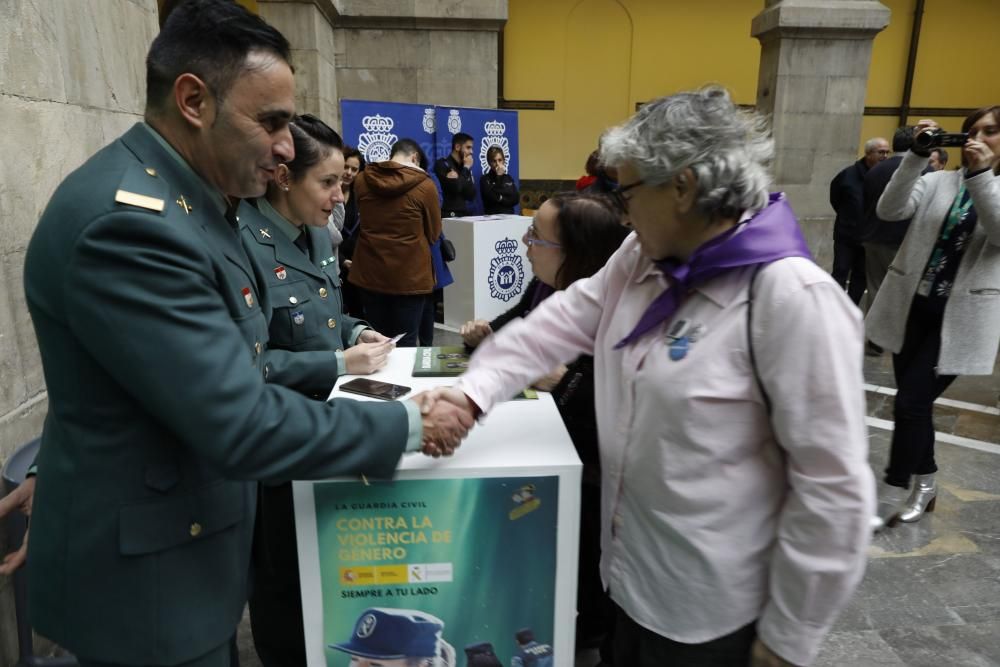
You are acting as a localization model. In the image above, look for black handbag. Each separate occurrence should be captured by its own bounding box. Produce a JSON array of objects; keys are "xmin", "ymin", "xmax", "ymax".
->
[{"xmin": 441, "ymin": 237, "xmax": 457, "ymax": 262}]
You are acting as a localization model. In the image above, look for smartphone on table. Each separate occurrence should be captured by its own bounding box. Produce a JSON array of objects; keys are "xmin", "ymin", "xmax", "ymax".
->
[{"xmin": 339, "ymin": 378, "xmax": 412, "ymax": 400}]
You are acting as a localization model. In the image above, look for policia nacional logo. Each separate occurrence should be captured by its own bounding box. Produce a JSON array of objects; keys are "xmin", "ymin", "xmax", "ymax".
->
[{"xmin": 487, "ymin": 238, "xmax": 525, "ymax": 302}]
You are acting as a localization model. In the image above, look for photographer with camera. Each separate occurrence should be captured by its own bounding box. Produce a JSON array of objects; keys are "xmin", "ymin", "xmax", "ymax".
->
[{"xmin": 867, "ymin": 107, "xmax": 1000, "ymax": 531}]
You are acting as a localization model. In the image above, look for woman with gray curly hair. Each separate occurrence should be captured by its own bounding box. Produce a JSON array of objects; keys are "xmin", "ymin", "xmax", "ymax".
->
[{"xmin": 439, "ymin": 87, "xmax": 874, "ymax": 666}]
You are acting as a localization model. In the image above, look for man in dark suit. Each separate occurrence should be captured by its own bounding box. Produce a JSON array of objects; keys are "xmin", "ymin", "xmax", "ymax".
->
[
  {"xmin": 830, "ymin": 136, "xmax": 891, "ymax": 305},
  {"xmin": 11, "ymin": 2, "xmax": 471, "ymax": 665}
]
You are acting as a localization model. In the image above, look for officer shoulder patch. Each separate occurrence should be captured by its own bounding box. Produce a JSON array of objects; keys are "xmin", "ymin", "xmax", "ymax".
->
[{"xmin": 114, "ymin": 164, "xmax": 168, "ymax": 214}]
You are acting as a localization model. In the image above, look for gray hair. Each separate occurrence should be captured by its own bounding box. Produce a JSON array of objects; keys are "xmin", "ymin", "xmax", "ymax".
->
[
  {"xmin": 864, "ymin": 137, "xmax": 888, "ymax": 154},
  {"xmin": 600, "ymin": 86, "xmax": 773, "ymax": 219}
]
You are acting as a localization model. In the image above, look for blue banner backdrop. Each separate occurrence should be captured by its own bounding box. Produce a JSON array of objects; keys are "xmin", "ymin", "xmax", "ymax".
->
[
  {"xmin": 340, "ymin": 100, "xmax": 453, "ymax": 288},
  {"xmin": 340, "ymin": 100, "xmax": 520, "ymax": 215},
  {"xmin": 434, "ymin": 106, "xmax": 520, "ymax": 215},
  {"xmin": 340, "ymin": 100, "xmax": 438, "ymax": 167}
]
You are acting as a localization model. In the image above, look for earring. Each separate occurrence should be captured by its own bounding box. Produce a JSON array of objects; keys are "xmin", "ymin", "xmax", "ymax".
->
[{"xmin": 282, "ymin": 185, "xmax": 290, "ymax": 192}]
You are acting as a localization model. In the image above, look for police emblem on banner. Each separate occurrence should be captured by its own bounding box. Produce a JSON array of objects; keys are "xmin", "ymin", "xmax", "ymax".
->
[
  {"xmin": 479, "ymin": 120, "xmax": 510, "ymax": 175},
  {"xmin": 422, "ymin": 108, "xmax": 435, "ymax": 134},
  {"xmin": 447, "ymin": 109, "xmax": 462, "ymax": 134},
  {"xmin": 357, "ymin": 114, "xmax": 398, "ymax": 163},
  {"xmin": 488, "ymin": 238, "xmax": 525, "ymax": 302}
]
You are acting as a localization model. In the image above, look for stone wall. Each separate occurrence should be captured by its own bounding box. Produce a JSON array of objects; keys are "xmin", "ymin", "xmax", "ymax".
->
[
  {"xmin": 258, "ymin": 1, "xmax": 341, "ymax": 125},
  {"xmin": 257, "ymin": 0, "xmax": 505, "ymax": 129},
  {"xmin": 0, "ymin": 0, "xmax": 158, "ymax": 662},
  {"xmin": 332, "ymin": 0, "xmax": 505, "ymax": 112}
]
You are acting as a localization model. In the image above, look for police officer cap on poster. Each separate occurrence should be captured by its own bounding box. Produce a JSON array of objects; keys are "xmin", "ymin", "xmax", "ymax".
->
[{"xmin": 330, "ymin": 607, "xmax": 455, "ymax": 666}]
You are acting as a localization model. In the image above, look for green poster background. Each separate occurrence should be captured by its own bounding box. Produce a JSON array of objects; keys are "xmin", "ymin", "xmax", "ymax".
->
[{"xmin": 313, "ymin": 476, "xmax": 559, "ymax": 666}]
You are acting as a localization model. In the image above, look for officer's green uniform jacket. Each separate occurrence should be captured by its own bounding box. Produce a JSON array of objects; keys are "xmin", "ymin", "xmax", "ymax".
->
[
  {"xmin": 22, "ymin": 123, "xmax": 412, "ymax": 665},
  {"xmin": 240, "ymin": 198, "xmax": 365, "ymax": 398}
]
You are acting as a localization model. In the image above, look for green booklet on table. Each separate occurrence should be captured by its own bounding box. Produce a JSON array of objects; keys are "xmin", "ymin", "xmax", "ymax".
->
[
  {"xmin": 413, "ymin": 346, "xmax": 470, "ymax": 377},
  {"xmin": 411, "ymin": 346, "xmax": 538, "ymax": 399}
]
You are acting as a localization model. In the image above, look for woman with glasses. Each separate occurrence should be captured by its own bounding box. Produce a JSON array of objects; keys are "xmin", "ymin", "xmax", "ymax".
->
[
  {"xmin": 460, "ymin": 193, "xmax": 628, "ymax": 659},
  {"xmin": 447, "ymin": 87, "xmax": 873, "ymax": 666},
  {"xmin": 866, "ymin": 107, "xmax": 1000, "ymax": 530}
]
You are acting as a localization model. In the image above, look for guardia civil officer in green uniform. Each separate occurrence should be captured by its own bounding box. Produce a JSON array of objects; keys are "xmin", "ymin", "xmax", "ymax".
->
[
  {"xmin": 241, "ymin": 114, "xmax": 394, "ymax": 399},
  {"xmin": 17, "ymin": 2, "xmax": 472, "ymax": 666},
  {"xmin": 239, "ymin": 114, "xmax": 395, "ymax": 665}
]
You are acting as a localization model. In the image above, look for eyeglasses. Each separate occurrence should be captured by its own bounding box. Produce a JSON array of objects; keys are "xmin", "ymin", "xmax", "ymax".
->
[
  {"xmin": 610, "ymin": 180, "xmax": 644, "ymax": 212},
  {"xmin": 524, "ymin": 224, "xmax": 562, "ymax": 249}
]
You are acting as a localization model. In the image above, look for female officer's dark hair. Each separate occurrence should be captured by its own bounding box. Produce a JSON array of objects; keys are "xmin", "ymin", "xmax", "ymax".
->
[
  {"xmin": 283, "ymin": 114, "xmax": 345, "ymax": 181},
  {"xmin": 547, "ymin": 192, "xmax": 630, "ymax": 290},
  {"xmin": 147, "ymin": 0, "xmax": 291, "ymax": 113}
]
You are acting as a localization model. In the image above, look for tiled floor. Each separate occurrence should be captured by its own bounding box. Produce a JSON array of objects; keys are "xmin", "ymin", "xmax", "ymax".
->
[{"xmin": 236, "ymin": 329, "xmax": 1000, "ymax": 666}]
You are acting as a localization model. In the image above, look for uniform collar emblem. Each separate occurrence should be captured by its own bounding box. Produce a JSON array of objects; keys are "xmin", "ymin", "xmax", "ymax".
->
[{"xmin": 175, "ymin": 195, "xmax": 192, "ymax": 214}]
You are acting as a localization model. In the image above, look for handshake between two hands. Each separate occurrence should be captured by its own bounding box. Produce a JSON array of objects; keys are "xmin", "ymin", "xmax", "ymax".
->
[{"xmin": 409, "ymin": 388, "xmax": 479, "ymax": 458}]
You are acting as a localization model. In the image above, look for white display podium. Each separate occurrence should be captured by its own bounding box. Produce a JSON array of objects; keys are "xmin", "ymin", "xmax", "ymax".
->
[
  {"xmin": 441, "ymin": 214, "xmax": 535, "ymax": 329},
  {"xmin": 294, "ymin": 348, "xmax": 580, "ymax": 667}
]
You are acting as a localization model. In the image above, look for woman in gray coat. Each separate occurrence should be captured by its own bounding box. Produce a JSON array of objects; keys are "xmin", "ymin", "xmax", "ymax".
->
[{"xmin": 867, "ymin": 106, "xmax": 1000, "ymax": 530}]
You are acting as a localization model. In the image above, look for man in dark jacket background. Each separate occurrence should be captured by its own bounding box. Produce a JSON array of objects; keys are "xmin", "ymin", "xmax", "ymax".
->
[
  {"xmin": 830, "ymin": 136, "xmax": 891, "ymax": 305},
  {"xmin": 434, "ymin": 131, "xmax": 476, "ymax": 217}
]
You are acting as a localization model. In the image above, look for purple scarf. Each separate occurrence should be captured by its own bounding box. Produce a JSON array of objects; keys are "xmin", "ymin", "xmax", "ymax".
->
[{"xmin": 614, "ymin": 192, "xmax": 812, "ymax": 349}]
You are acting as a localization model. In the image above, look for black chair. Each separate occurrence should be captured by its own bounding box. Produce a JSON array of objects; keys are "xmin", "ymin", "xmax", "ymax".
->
[{"xmin": 2, "ymin": 438, "xmax": 78, "ymax": 667}]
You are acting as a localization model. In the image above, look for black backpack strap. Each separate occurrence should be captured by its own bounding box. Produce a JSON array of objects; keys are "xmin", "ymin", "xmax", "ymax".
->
[{"xmin": 747, "ymin": 263, "xmax": 772, "ymax": 417}]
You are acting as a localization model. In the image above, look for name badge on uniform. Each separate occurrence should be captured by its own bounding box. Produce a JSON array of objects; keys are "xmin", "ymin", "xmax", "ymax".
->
[
  {"xmin": 241, "ymin": 287, "xmax": 254, "ymax": 308},
  {"xmin": 274, "ymin": 265, "xmax": 287, "ymax": 280},
  {"xmin": 292, "ymin": 311, "xmax": 305, "ymax": 326}
]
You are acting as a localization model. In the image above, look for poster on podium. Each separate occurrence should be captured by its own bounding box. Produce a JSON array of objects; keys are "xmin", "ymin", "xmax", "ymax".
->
[{"xmin": 297, "ymin": 475, "xmax": 560, "ymax": 666}]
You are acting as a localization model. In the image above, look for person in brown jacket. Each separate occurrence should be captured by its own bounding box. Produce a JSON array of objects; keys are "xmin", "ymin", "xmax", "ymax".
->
[{"xmin": 349, "ymin": 138, "xmax": 442, "ymax": 346}]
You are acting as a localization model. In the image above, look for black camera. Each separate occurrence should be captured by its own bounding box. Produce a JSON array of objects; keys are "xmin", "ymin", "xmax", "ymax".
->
[{"xmin": 913, "ymin": 129, "xmax": 968, "ymax": 151}]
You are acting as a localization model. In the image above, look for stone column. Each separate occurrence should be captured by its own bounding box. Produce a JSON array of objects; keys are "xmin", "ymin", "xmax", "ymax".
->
[
  {"xmin": 330, "ymin": 0, "xmax": 506, "ymax": 109},
  {"xmin": 257, "ymin": 1, "xmax": 341, "ymax": 126},
  {"xmin": 256, "ymin": 1, "xmax": 506, "ymax": 128},
  {"xmin": 752, "ymin": 0, "xmax": 890, "ymax": 221},
  {"xmin": 0, "ymin": 3, "xmax": 159, "ymax": 660}
]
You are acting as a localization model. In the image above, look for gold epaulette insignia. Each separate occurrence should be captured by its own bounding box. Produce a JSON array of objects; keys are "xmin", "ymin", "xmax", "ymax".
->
[{"xmin": 115, "ymin": 189, "xmax": 166, "ymax": 212}]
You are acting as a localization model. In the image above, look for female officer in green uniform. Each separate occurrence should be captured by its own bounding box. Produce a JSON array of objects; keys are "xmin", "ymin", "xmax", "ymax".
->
[
  {"xmin": 239, "ymin": 114, "xmax": 395, "ymax": 665},
  {"xmin": 242, "ymin": 114, "xmax": 393, "ymax": 397}
]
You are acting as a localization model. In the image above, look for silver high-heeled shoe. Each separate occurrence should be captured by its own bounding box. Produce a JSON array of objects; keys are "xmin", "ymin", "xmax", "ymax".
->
[
  {"xmin": 898, "ymin": 473, "xmax": 937, "ymax": 523},
  {"xmin": 871, "ymin": 479, "xmax": 908, "ymax": 532}
]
